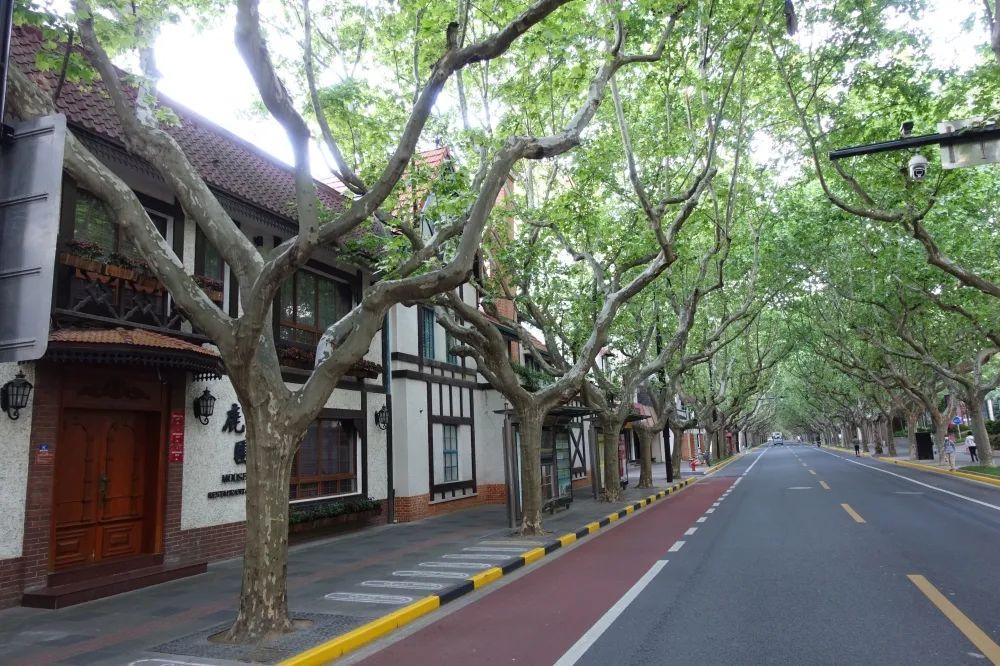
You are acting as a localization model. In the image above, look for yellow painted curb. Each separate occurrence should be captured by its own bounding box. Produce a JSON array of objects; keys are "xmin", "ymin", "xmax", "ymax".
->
[
  {"xmin": 704, "ymin": 454, "xmax": 740, "ymax": 475},
  {"xmin": 278, "ymin": 477, "xmax": 701, "ymax": 665},
  {"xmin": 469, "ymin": 567, "xmax": 503, "ymax": 589},
  {"xmin": 886, "ymin": 458, "xmax": 1000, "ymax": 488},
  {"xmin": 276, "ymin": 596, "xmax": 440, "ymax": 666},
  {"xmin": 522, "ymin": 547, "xmax": 546, "ymax": 564}
]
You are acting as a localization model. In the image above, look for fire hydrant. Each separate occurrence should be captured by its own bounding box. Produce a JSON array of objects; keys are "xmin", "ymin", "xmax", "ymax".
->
[{"xmin": 689, "ymin": 457, "xmax": 699, "ymax": 472}]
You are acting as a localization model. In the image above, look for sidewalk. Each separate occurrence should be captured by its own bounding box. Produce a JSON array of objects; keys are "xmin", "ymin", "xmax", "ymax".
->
[
  {"xmin": 0, "ymin": 469, "xmax": 694, "ymax": 666},
  {"xmin": 824, "ymin": 443, "xmax": 1000, "ymax": 486}
]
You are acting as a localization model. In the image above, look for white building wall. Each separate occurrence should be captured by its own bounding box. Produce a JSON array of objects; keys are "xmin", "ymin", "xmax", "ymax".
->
[
  {"xmin": 0, "ymin": 363, "xmax": 34, "ymax": 559},
  {"xmin": 475, "ymin": 389, "xmax": 507, "ymax": 486}
]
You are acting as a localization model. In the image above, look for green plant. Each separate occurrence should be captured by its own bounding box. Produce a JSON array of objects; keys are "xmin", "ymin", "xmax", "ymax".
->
[
  {"xmin": 512, "ymin": 362, "xmax": 552, "ymax": 392},
  {"xmin": 106, "ymin": 251, "xmax": 138, "ymax": 269},
  {"xmin": 193, "ymin": 275, "xmax": 224, "ymax": 291},
  {"xmin": 65, "ymin": 239, "xmax": 105, "ymax": 260},
  {"xmin": 288, "ymin": 496, "xmax": 381, "ymax": 525}
]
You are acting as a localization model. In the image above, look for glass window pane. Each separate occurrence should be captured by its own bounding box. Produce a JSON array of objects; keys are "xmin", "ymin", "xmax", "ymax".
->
[
  {"xmin": 296, "ymin": 272, "xmax": 317, "ymax": 326},
  {"xmin": 318, "ymin": 279, "xmax": 336, "ymax": 331},
  {"xmin": 280, "ymin": 279, "xmax": 295, "ymax": 322},
  {"xmin": 204, "ymin": 244, "xmax": 225, "ymax": 281},
  {"xmin": 319, "ymin": 420, "xmax": 338, "ymax": 475},
  {"xmin": 297, "ymin": 423, "xmax": 319, "ymax": 477},
  {"xmin": 74, "ymin": 192, "xmax": 116, "ymax": 250},
  {"xmin": 336, "ymin": 281, "xmax": 353, "ymax": 320}
]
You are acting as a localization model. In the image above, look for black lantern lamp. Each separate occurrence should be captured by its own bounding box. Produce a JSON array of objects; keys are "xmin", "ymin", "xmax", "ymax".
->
[
  {"xmin": 193, "ymin": 388, "xmax": 217, "ymax": 425},
  {"xmin": 374, "ymin": 404, "xmax": 390, "ymax": 431},
  {"xmin": 1, "ymin": 371, "xmax": 33, "ymax": 420}
]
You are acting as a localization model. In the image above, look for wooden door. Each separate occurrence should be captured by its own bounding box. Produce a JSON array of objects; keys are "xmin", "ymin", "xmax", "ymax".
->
[{"xmin": 52, "ymin": 410, "xmax": 150, "ymax": 569}]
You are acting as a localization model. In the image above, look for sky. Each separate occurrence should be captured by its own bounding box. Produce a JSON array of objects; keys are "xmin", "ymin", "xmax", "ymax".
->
[{"xmin": 151, "ymin": 2, "xmax": 987, "ymax": 176}]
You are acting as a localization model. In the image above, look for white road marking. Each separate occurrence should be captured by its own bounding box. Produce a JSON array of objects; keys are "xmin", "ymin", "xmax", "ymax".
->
[
  {"xmin": 443, "ymin": 553, "xmax": 512, "ymax": 560},
  {"xmin": 463, "ymin": 546, "xmax": 528, "ymax": 552},
  {"xmin": 712, "ymin": 502, "xmax": 721, "ymax": 507},
  {"xmin": 478, "ymin": 540, "xmax": 543, "ymax": 546},
  {"xmin": 787, "ymin": 486, "xmax": 813, "ymax": 490},
  {"xmin": 684, "ymin": 527, "xmax": 698, "ymax": 535},
  {"xmin": 393, "ymin": 570, "xmax": 469, "ymax": 579},
  {"xmin": 894, "ymin": 491, "xmax": 924, "ymax": 495},
  {"xmin": 361, "ymin": 580, "xmax": 445, "ymax": 590},
  {"xmin": 819, "ymin": 450, "xmax": 1000, "ymax": 512},
  {"xmin": 129, "ymin": 661, "xmax": 217, "ymax": 666},
  {"xmin": 697, "ymin": 516, "xmax": 707, "ymax": 523},
  {"xmin": 705, "ymin": 508, "xmax": 715, "ymax": 513},
  {"xmin": 668, "ymin": 541, "xmax": 685, "ymax": 552},
  {"xmin": 741, "ymin": 447, "xmax": 769, "ymax": 477},
  {"xmin": 324, "ymin": 592, "xmax": 413, "ymax": 605},
  {"xmin": 553, "ymin": 560, "xmax": 669, "ymax": 666},
  {"xmin": 418, "ymin": 562, "xmax": 491, "ymax": 569}
]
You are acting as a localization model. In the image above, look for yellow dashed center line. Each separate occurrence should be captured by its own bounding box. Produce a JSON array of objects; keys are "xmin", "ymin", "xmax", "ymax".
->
[
  {"xmin": 908, "ymin": 574, "xmax": 1000, "ymax": 663},
  {"xmin": 819, "ymin": 481, "xmax": 830, "ymax": 490},
  {"xmin": 841, "ymin": 503, "xmax": 865, "ymax": 523}
]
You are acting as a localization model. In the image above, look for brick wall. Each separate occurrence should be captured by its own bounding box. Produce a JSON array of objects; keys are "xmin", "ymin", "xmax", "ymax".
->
[
  {"xmin": 571, "ymin": 475, "xmax": 592, "ymax": 489},
  {"xmin": 0, "ymin": 557, "xmax": 25, "ymax": 608},
  {"xmin": 393, "ymin": 483, "xmax": 507, "ymax": 522}
]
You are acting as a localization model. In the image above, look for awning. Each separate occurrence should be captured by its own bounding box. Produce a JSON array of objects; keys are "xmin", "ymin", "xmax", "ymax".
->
[{"xmin": 46, "ymin": 327, "xmax": 225, "ymax": 377}]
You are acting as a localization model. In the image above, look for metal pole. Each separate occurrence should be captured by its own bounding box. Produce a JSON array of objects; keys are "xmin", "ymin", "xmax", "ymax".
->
[
  {"xmin": 381, "ymin": 313, "xmax": 395, "ymax": 523},
  {"xmin": 829, "ymin": 125, "xmax": 1000, "ymax": 160},
  {"xmin": 0, "ymin": 0, "xmax": 14, "ymax": 134},
  {"xmin": 503, "ymin": 409, "xmax": 515, "ymax": 530}
]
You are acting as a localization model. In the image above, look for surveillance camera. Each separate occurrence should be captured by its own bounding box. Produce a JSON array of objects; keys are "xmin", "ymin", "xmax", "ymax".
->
[
  {"xmin": 908, "ymin": 153, "xmax": 929, "ymax": 180},
  {"xmin": 900, "ymin": 121, "xmax": 914, "ymax": 137}
]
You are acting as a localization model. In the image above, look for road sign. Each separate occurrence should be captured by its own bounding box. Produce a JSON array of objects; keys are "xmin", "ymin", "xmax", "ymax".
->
[
  {"xmin": 952, "ymin": 416, "xmax": 962, "ymax": 425},
  {"xmin": 938, "ymin": 118, "xmax": 1000, "ymax": 169},
  {"xmin": 0, "ymin": 114, "xmax": 66, "ymax": 362}
]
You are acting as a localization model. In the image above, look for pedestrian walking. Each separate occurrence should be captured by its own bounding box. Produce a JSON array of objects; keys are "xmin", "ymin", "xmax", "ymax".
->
[
  {"xmin": 965, "ymin": 434, "xmax": 978, "ymax": 463},
  {"xmin": 854, "ymin": 441, "xmax": 860, "ymax": 457},
  {"xmin": 942, "ymin": 437, "xmax": 957, "ymax": 471}
]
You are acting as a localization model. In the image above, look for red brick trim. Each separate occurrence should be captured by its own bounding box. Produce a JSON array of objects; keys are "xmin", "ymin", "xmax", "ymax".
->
[{"xmin": 393, "ymin": 483, "xmax": 507, "ymax": 522}]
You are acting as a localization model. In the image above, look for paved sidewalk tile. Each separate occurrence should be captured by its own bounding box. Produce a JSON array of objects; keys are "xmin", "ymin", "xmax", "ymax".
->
[{"xmin": 0, "ymin": 463, "xmax": 693, "ymax": 666}]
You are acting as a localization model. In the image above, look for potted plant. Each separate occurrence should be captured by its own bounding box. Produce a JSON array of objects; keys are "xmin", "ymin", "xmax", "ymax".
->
[
  {"xmin": 193, "ymin": 275, "xmax": 224, "ymax": 302},
  {"xmin": 288, "ymin": 497, "xmax": 382, "ymax": 538},
  {"xmin": 277, "ymin": 343, "xmax": 315, "ymax": 370},
  {"xmin": 131, "ymin": 259, "xmax": 160, "ymax": 289},
  {"xmin": 60, "ymin": 240, "xmax": 104, "ymax": 272},
  {"xmin": 104, "ymin": 252, "xmax": 137, "ymax": 281}
]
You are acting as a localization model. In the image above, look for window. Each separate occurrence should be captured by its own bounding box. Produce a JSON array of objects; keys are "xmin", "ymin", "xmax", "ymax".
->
[
  {"xmin": 443, "ymin": 425, "xmax": 459, "ymax": 482},
  {"xmin": 446, "ymin": 332, "xmax": 459, "ymax": 365},
  {"xmin": 420, "ymin": 307, "xmax": 436, "ymax": 359},
  {"xmin": 74, "ymin": 190, "xmax": 168, "ymax": 255},
  {"xmin": 289, "ymin": 419, "xmax": 358, "ymax": 500},
  {"xmin": 279, "ymin": 271, "xmax": 353, "ymax": 346}
]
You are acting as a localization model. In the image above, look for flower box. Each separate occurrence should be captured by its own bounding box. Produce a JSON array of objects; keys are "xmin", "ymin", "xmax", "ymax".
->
[
  {"xmin": 59, "ymin": 253, "xmax": 101, "ymax": 273},
  {"xmin": 288, "ymin": 507, "xmax": 382, "ymax": 541},
  {"xmin": 104, "ymin": 263, "xmax": 136, "ymax": 281}
]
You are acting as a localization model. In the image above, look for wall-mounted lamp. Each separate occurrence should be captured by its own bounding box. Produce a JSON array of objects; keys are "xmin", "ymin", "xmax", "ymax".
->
[
  {"xmin": 1, "ymin": 371, "xmax": 33, "ymax": 420},
  {"xmin": 374, "ymin": 404, "xmax": 390, "ymax": 431},
  {"xmin": 193, "ymin": 388, "xmax": 217, "ymax": 425}
]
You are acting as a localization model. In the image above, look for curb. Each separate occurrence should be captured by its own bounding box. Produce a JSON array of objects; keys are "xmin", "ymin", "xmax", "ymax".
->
[
  {"xmin": 704, "ymin": 453, "xmax": 742, "ymax": 475},
  {"xmin": 883, "ymin": 458, "xmax": 1000, "ymax": 488},
  {"xmin": 276, "ymin": 477, "xmax": 698, "ymax": 665}
]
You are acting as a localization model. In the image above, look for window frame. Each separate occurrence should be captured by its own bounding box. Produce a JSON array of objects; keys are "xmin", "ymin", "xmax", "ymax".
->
[
  {"xmin": 289, "ymin": 417, "xmax": 360, "ymax": 503},
  {"xmin": 442, "ymin": 424, "xmax": 459, "ymax": 482},
  {"xmin": 419, "ymin": 306, "xmax": 436, "ymax": 360},
  {"xmin": 279, "ymin": 269, "xmax": 355, "ymax": 347}
]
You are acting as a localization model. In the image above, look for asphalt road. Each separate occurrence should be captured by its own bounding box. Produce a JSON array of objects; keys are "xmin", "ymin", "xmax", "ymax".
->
[{"xmin": 356, "ymin": 445, "xmax": 1000, "ymax": 665}]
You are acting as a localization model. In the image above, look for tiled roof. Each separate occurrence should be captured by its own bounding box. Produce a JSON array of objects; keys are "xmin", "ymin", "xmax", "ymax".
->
[
  {"xmin": 319, "ymin": 146, "xmax": 452, "ymax": 194},
  {"xmin": 12, "ymin": 26, "xmax": 344, "ymax": 224},
  {"xmin": 50, "ymin": 327, "xmax": 219, "ymax": 357}
]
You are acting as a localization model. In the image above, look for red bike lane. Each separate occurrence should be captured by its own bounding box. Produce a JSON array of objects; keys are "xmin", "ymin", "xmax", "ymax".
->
[{"xmin": 359, "ymin": 477, "xmax": 732, "ymax": 666}]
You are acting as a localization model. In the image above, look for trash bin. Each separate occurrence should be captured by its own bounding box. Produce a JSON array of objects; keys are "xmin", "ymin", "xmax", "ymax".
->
[{"xmin": 915, "ymin": 432, "xmax": 934, "ymax": 460}]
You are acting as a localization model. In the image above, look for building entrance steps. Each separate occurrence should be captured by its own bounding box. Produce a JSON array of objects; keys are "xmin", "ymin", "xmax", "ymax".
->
[{"xmin": 0, "ymin": 473, "xmax": 695, "ymax": 666}]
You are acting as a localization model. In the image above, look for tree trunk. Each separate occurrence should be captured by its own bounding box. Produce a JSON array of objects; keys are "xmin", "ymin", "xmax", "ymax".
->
[
  {"xmin": 517, "ymin": 409, "xmax": 546, "ymax": 535},
  {"xmin": 906, "ymin": 411, "xmax": 919, "ymax": 461},
  {"xmin": 670, "ymin": 424, "xmax": 684, "ymax": 480},
  {"xmin": 223, "ymin": 400, "xmax": 297, "ymax": 642},
  {"xmin": 885, "ymin": 416, "xmax": 897, "ymax": 457},
  {"xmin": 600, "ymin": 415, "xmax": 625, "ymax": 502},
  {"xmin": 966, "ymin": 397, "xmax": 994, "ymax": 467},
  {"xmin": 636, "ymin": 428, "xmax": 654, "ymax": 488},
  {"xmin": 932, "ymin": 416, "xmax": 948, "ymax": 463}
]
